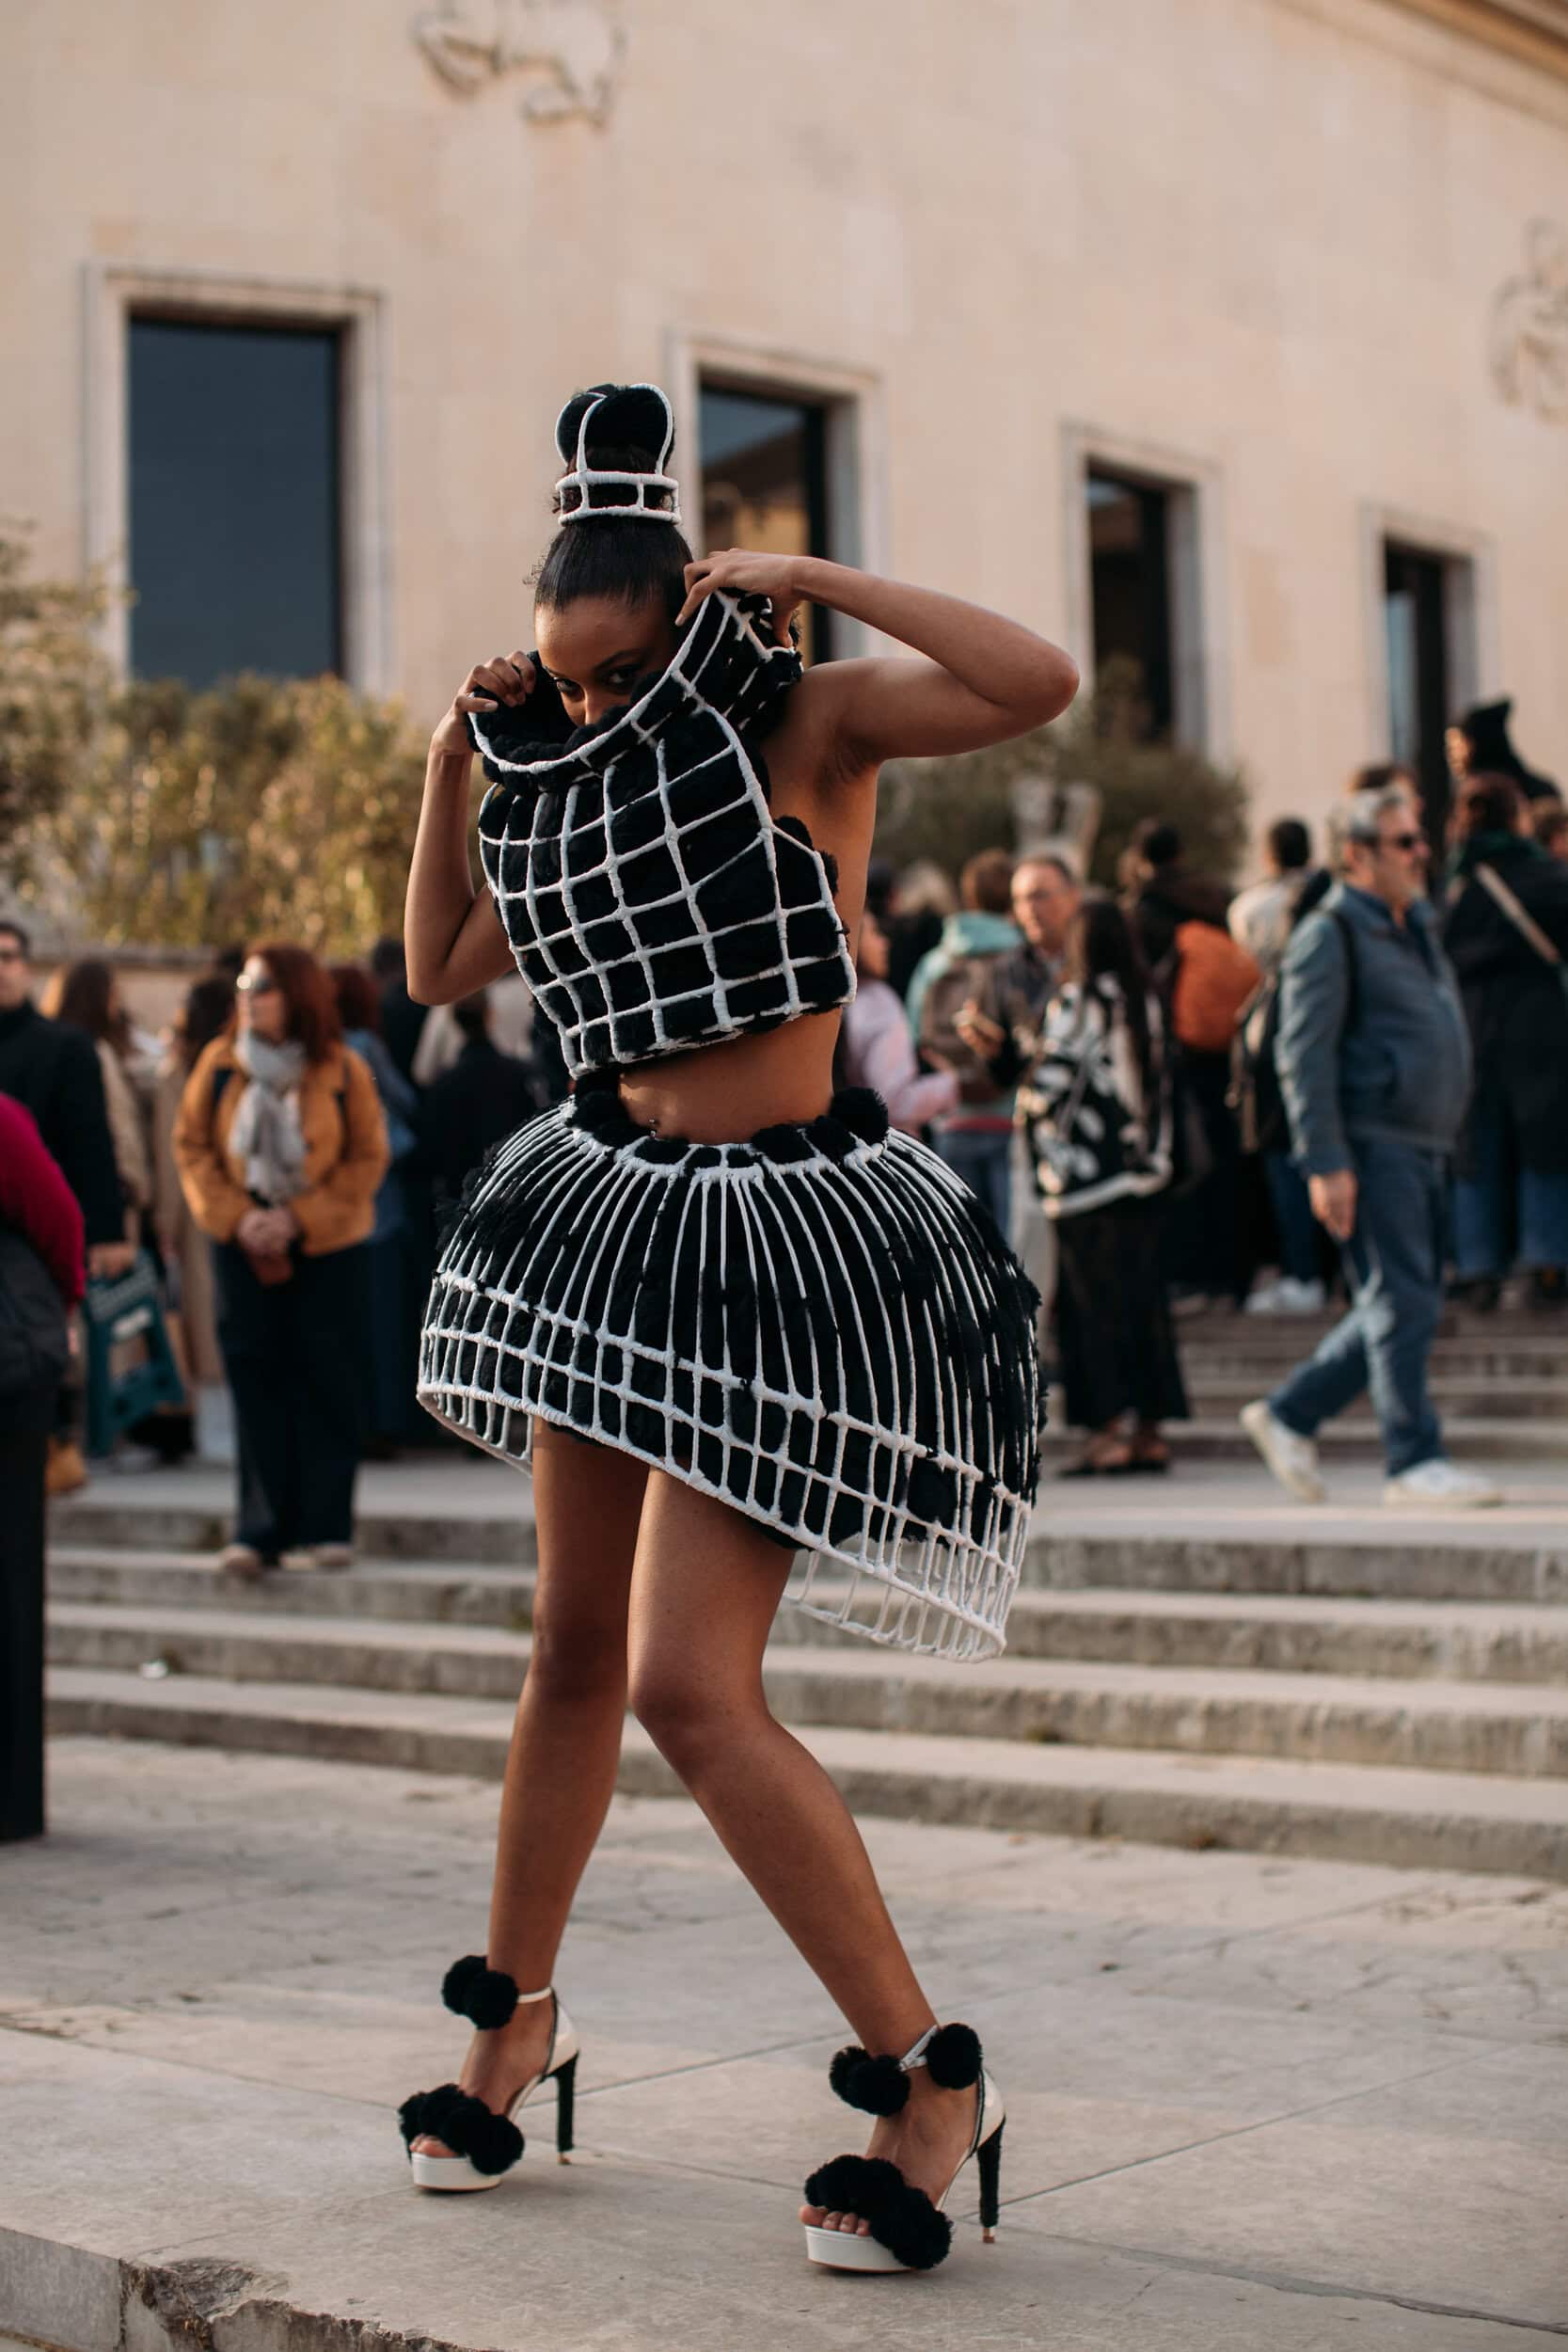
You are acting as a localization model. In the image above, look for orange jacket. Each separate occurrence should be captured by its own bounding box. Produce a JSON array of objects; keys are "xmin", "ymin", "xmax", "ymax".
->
[{"xmin": 172, "ymin": 1036, "xmax": 389, "ymax": 1257}]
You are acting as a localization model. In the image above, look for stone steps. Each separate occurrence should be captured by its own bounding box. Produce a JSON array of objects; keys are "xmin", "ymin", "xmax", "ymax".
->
[
  {"xmin": 44, "ymin": 1666, "xmax": 1568, "ymax": 1881},
  {"xmin": 44, "ymin": 1600, "xmax": 1568, "ymax": 1780},
  {"xmin": 46, "ymin": 1548, "xmax": 1568, "ymax": 1680},
  {"xmin": 1042, "ymin": 1415, "xmax": 1566, "ymax": 1462},
  {"xmin": 51, "ymin": 1516, "xmax": 1568, "ymax": 1601},
  {"xmin": 1176, "ymin": 1375, "xmax": 1568, "ymax": 1422}
]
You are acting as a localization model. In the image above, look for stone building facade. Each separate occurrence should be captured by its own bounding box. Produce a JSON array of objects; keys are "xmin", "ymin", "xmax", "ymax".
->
[{"xmin": 4, "ymin": 0, "xmax": 1567, "ymax": 845}]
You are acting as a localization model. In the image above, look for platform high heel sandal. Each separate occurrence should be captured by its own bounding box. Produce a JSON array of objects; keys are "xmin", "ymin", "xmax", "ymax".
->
[
  {"xmin": 802, "ymin": 2022, "xmax": 1005, "ymax": 2273},
  {"xmin": 398, "ymin": 1955, "xmax": 580, "ymax": 2192}
]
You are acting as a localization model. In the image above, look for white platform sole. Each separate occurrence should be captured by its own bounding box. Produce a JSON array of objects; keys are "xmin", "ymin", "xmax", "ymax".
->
[{"xmin": 410, "ymin": 2151, "xmax": 504, "ymax": 2193}]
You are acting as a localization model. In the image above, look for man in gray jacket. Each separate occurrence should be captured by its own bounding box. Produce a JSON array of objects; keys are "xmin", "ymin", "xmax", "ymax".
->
[{"xmin": 1241, "ymin": 787, "xmax": 1499, "ymax": 1507}]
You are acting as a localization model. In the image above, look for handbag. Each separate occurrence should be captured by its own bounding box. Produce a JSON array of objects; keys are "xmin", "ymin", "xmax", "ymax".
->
[
  {"xmin": 1474, "ymin": 863, "xmax": 1568, "ymax": 1006},
  {"xmin": 0, "ymin": 1228, "xmax": 71, "ymax": 1403},
  {"xmin": 244, "ymin": 1245, "xmax": 295, "ymax": 1288}
]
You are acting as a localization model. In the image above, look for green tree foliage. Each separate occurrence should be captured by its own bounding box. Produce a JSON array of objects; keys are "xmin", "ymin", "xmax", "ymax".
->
[
  {"xmin": 874, "ymin": 659, "xmax": 1251, "ymax": 888},
  {"xmin": 1, "ymin": 528, "xmax": 435, "ymax": 955},
  {"xmin": 40, "ymin": 672, "xmax": 430, "ymax": 955},
  {"xmin": 0, "ymin": 528, "xmax": 116, "ymax": 888}
]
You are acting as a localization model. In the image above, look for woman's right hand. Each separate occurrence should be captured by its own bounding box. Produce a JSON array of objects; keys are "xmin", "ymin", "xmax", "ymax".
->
[{"xmin": 430, "ymin": 651, "xmax": 537, "ymax": 755}]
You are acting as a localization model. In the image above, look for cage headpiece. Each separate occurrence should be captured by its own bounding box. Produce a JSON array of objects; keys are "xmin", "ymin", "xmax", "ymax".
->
[{"xmin": 554, "ymin": 382, "xmax": 682, "ymax": 526}]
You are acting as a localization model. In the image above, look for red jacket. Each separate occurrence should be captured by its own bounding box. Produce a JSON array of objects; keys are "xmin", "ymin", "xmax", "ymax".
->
[{"xmin": 0, "ymin": 1095, "xmax": 87, "ymax": 1304}]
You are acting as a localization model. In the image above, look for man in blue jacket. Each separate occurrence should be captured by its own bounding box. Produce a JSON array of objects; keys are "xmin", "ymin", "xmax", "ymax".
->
[{"xmin": 1241, "ymin": 787, "xmax": 1499, "ymax": 1508}]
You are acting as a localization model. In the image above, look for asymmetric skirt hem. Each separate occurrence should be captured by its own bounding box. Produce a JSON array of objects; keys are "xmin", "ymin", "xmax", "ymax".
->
[{"xmin": 418, "ymin": 1077, "xmax": 1040, "ymax": 1663}]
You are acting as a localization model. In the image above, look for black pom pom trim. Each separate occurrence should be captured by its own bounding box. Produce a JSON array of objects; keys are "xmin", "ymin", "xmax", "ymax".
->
[
  {"xmin": 829, "ymin": 1087, "xmax": 890, "ymax": 1147},
  {"xmin": 828, "ymin": 2043, "xmax": 910, "ymax": 2117},
  {"xmin": 925, "ymin": 2022, "xmax": 982, "ymax": 2091},
  {"xmin": 802, "ymin": 2154, "xmax": 954, "ymax": 2269},
  {"xmin": 398, "ymin": 2082, "xmax": 526, "ymax": 2176},
  {"xmin": 441, "ymin": 1953, "xmax": 519, "ymax": 2031}
]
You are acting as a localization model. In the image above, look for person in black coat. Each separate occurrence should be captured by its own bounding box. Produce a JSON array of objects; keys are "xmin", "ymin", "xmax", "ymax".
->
[
  {"xmin": 412, "ymin": 992, "xmax": 543, "ymax": 1213},
  {"xmin": 0, "ymin": 921, "xmax": 127, "ymax": 1266},
  {"xmin": 1124, "ymin": 824, "xmax": 1246, "ymax": 1307},
  {"xmin": 1443, "ymin": 775, "xmax": 1568, "ymax": 1307}
]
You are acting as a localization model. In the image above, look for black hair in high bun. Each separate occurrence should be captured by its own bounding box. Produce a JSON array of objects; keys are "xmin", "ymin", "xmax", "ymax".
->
[{"xmin": 534, "ymin": 382, "xmax": 694, "ymax": 622}]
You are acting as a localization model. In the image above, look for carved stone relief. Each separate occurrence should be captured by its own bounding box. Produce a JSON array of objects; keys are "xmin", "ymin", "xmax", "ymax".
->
[
  {"xmin": 1490, "ymin": 218, "xmax": 1568, "ymax": 423},
  {"xmin": 412, "ymin": 1, "xmax": 626, "ymax": 127}
]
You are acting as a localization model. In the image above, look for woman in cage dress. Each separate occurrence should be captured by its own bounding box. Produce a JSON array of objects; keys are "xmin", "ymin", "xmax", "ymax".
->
[{"xmin": 400, "ymin": 385, "xmax": 1078, "ymax": 2272}]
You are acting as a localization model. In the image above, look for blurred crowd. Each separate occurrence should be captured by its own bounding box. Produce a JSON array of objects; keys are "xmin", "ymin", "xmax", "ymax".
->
[
  {"xmin": 0, "ymin": 929, "xmax": 558, "ymax": 1557},
  {"xmin": 2, "ymin": 688, "xmax": 1565, "ymax": 1626}
]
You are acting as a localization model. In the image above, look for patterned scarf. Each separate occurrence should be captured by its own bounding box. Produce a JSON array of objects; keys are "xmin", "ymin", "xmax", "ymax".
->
[{"xmin": 229, "ymin": 1032, "xmax": 309, "ymax": 1204}]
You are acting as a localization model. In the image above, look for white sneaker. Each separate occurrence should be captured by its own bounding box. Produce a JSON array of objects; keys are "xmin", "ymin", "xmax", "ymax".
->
[
  {"xmin": 1245, "ymin": 1277, "xmax": 1325, "ymax": 1316},
  {"xmin": 1385, "ymin": 1460, "xmax": 1502, "ymax": 1510},
  {"xmin": 1240, "ymin": 1399, "xmax": 1326, "ymax": 1502}
]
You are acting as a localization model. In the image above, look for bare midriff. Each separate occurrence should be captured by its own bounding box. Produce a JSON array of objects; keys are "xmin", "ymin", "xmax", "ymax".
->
[{"xmin": 615, "ymin": 1013, "xmax": 846, "ymax": 1144}]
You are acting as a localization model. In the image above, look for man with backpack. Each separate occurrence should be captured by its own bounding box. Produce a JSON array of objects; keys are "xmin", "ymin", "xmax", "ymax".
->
[{"xmin": 1241, "ymin": 786, "xmax": 1498, "ymax": 1509}]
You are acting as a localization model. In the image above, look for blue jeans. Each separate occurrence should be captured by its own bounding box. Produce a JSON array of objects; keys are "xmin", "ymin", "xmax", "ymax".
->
[
  {"xmin": 1264, "ymin": 1151, "xmax": 1319, "ymax": 1285},
  {"xmin": 937, "ymin": 1127, "xmax": 1012, "ymax": 1239},
  {"xmin": 1452, "ymin": 1101, "xmax": 1568, "ymax": 1278},
  {"xmin": 1268, "ymin": 1136, "xmax": 1446, "ymax": 1476}
]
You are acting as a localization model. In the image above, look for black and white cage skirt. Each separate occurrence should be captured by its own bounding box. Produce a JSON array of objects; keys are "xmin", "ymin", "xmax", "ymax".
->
[{"xmin": 418, "ymin": 1075, "xmax": 1040, "ymax": 1661}]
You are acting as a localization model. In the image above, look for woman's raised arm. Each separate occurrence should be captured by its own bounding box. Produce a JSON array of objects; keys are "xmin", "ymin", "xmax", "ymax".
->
[
  {"xmin": 404, "ymin": 656, "xmax": 533, "ymax": 1005},
  {"xmin": 677, "ymin": 551, "xmax": 1079, "ymax": 770}
]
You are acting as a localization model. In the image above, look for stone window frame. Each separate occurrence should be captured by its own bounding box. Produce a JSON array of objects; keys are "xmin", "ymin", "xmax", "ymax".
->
[
  {"xmin": 1358, "ymin": 501, "xmax": 1497, "ymax": 762},
  {"xmin": 663, "ymin": 332, "xmax": 886, "ymax": 658},
  {"xmin": 81, "ymin": 262, "xmax": 394, "ymax": 691},
  {"xmin": 1060, "ymin": 421, "xmax": 1229, "ymax": 762}
]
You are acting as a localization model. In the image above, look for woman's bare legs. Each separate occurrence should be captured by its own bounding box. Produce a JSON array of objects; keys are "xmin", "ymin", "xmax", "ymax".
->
[
  {"xmin": 412, "ymin": 1422, "xmax": 645, "ymax": 2156},
  {"xmin": 625, "ymin": 1470, "xmax": 977, "ymax": 2240}
]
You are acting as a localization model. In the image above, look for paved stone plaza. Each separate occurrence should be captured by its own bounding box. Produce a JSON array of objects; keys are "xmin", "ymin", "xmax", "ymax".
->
[{"xmin": 3, "ymin": 1737, "xmax": 1566, "ymax": 2351}]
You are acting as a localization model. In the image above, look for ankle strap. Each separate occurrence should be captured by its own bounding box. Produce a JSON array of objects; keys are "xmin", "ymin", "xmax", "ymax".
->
[
  {"xmin": 442, "ymin": 1954, "xmax": 554, "ymax": 2030},
  {"xmin": 829, "ymin": 2022, "xmax": 981, "ymax": 2116}
]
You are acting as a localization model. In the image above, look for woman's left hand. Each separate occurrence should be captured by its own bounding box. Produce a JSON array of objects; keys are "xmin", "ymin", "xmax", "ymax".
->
[{"xmin": 676, "ymin": 549, "xmax": 803, "ymax": 644}]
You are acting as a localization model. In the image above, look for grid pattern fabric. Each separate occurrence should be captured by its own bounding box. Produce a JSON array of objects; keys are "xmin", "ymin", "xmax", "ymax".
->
[
  {"xmin": 419, "ymin": 1078, "xmax": 1040, "ymax": 1662},
  {"xmin": 469, "ymin": 593, "xmax": 854, "ymax": 1079}
]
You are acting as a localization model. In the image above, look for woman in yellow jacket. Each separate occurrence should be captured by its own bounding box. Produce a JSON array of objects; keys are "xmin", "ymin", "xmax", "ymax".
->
[{"xmin": 174, "ymin": 943, "xmax": 388, "ymax": 1575}]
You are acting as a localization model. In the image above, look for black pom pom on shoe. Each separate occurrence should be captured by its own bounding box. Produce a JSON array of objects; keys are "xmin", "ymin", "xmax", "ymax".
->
[
  {"xmin": 828, "ymin": 2043, "xmax": 911, "ymax": 2116},
  {"xmin": 925, "ymin": 2023, "xmax": 982, "ymax": 2091},
  {"xmin": 803, "ymin": 2154, "xmax": 954, "ymax": 2270},
  {"xmin": 441, "ymin": 1953, "xmax": 520, "ymax": 2030}
]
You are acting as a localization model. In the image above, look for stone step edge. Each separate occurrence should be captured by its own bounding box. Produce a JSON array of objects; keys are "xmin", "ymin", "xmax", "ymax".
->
[
  {"xmin": 45, "ymin": 1672, "xmax": 1568, "ymax": 1883},
  {"xmin": 0, "ymin": 2222, "xmax": 436, "ymax": 2352},
  {"xmin": 48, "ymin": 1549, "xmax": 1568, "ymax": 1627},
  {"xmin": 44, "ymin": 1600, "xmax": 1568, "ymax": 1719},
  {"xmin": 45, "ymin": 1557, "xmax": 1568, "ymax": 1685}
]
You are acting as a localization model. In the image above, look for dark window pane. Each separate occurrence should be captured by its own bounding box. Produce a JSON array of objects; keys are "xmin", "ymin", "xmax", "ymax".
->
[
  {"xmin": 699, "ymin": 385, "xmax": 832, "ymax": 661},
  {"xmin": 129, "ymin": 318, "xmax": 341, "ymax": 687},
  {"xmin": 1087, "ymin": 470, "xmax": 1173, "ymax": 739},
  {"xmin": 1384, "ymin": 545, "xmax": 1451, "ymax": 842}
]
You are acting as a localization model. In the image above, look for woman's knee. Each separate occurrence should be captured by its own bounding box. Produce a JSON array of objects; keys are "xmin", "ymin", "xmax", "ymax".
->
[
  {"xmin": 627, "ymin": 1660, "xmax": 754, "ymax": 1778},
  {"xmin": 524, "ymin": 1612, "xmax": 627, "ymax": 1710}
]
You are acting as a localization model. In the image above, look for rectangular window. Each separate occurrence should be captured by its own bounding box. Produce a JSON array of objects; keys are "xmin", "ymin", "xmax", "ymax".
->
[
  {"xmin": 128, "ymin": 317, "xmax": 342, "ymax": 687},
  {"xmin": 1384, "ymin": 542, "xmax": 1464, "ymax": 839},
  {"xmin": 698, "ymin": 384, "xmax": 834, "ymax": 662},
  {"xmin": 1085, "ymin": 469, "xmax": 1175, "ymax": 739}
]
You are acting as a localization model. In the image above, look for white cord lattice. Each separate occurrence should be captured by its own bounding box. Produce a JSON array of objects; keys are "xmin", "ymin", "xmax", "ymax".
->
[
  {"xmin": 470, "ymin": 594, "xmax": 854, "ymax": 1078},
  {"xmin": 419, "ymin": 1101, "xmax": 1039, "ymax": 1662}
]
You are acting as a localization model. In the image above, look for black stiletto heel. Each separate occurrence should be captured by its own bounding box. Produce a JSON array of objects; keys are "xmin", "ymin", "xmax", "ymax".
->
[
  {"xmin": 802, "ymin": 2021, "xmax": 1006, "ymax": 2272},
  {"xmin": 554, "ymin": 2048, "xmax": 578, "ymax": 2160},
  {"xmin": 975, "ymin": 2114, "xmax": 1005, "ymax": 2240}
]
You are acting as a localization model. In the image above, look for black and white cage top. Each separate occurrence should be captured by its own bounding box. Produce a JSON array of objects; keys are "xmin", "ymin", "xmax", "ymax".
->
[{"xmin": 467, "ymin": 592, "xmax": 855, "ymax": 1078}]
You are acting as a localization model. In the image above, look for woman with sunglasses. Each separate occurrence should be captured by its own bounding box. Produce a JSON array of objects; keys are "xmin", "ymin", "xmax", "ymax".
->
[{"xmin": 173, "ymin": 942, "xmax": 389, "ymax": 1573}]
